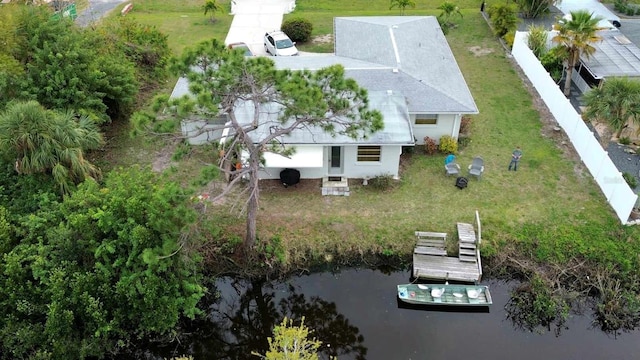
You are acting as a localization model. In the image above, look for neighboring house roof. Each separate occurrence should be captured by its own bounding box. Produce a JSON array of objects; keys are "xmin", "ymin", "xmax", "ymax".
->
[
  {"xmin": 579, "ymin": 29, "xmax": 640, "ymax": 79},
  {"xmin": 272, "ymin": 16, "xmax": 478, "ymax": 114},
  {"xmin": 233, "ymin": 91, "xmax": 414, "ymax": 145}
]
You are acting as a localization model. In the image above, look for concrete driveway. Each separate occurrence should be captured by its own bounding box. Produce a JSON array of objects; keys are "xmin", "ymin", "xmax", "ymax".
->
[{"xmin": 225, "ymin": 0, "xmax": 295, "ymax": 56}]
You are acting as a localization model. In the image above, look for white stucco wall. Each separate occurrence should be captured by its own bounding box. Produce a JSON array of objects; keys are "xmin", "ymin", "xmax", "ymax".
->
[
  {"xmin": 341, "ymin": 145, "xmax": 403, "ymax": 179},
  {"xmin": 256, "ymin": 145, "xmax": 405, "ymax": 180},
  {"xmin": 412, "ymin": 114, "xmax": 461, "ymax": 145}
]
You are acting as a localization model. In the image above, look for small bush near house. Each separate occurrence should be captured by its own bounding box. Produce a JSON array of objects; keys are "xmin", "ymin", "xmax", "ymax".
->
[
  {"xmin": 527, "ymin": 24, "xmax": 549, "ymax": 59},
  {"xmin": 487, "ymin": 3, "xmax": 519, "ymax": 38},
  {"xmin": 623, "ymin": 172, "xmax": 638, "ymax": 189},
  {"xmin": 281, "ymin": 17, "xmax": 313, "ymax": 43},
  {"xmin": 458, "ymin": 136, "xmax": 471, "ymax": 150},
  {"xmin": 460, "ymin": 115, "xmax": 472, "ymax": 134},
  {"xmin": 439, "ymin": 135, "xmax": 458, "ymax": 154},
  {"xmin": 504, "ymin": 30, "xmax": 516, "ymax": 49},
  {"xmin": 424, "ymin": 136, "xmax": 438, "ymax": 155},
  {"xmin": 368, "ymin": 174, "xmax": 395, "ymax": 191},
  {"xmin": 540, "ymin": 47, "xmax": 564, "ymax": 83}
]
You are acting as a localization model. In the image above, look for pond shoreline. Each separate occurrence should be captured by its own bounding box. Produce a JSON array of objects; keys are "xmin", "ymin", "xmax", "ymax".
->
[{"xmin": 202, "ymin": 248, "xmax": 640, "ymax": 334}]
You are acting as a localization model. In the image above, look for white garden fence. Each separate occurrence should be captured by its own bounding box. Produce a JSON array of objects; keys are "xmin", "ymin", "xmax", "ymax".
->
[{"xmin": 512, "ymin": 32, "xmax": 638, "ymax": 224}]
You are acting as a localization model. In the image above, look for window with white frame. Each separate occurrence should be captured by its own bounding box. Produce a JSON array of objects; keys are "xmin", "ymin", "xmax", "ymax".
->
[
  {"xmin": 415, "ymin": 114, "xmax": 437, "ymax": 125},
  {"xmin": 357, "ymin": 146, "xmax": 381, "ymax": 162}
]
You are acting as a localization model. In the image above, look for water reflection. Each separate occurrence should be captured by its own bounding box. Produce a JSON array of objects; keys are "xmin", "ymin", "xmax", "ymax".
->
[
  {"xmin": 130, "ymin": 268, "xmax": 640, "ymax": 360},
  {"xmin": 206, "ymin": 278, "xmax": 367, "ymax": 359}
]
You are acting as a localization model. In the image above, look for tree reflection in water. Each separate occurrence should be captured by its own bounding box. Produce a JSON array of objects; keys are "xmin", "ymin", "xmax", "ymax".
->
[
  {"xmin": 145, "ymin": 277, "xmax": 367, "ymax": 359},
  {"xmin": 207, "ymin": 278, "xmax": 367, "ymax": 359}
]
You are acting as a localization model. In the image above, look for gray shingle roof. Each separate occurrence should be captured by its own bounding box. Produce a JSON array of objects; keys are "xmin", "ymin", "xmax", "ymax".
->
[{"xmin": 333, "ymin": 16, "xmax": 478, "ymax": 113}]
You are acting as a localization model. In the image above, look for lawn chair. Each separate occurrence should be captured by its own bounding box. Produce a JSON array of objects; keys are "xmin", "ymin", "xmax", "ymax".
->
[
  {"xmin": 445, "ymin": 162, "xmax": 461, "ymax": 176},
  {"xmin": 468, "ymin": 156, "xmax": 484, "ymax": 180}
]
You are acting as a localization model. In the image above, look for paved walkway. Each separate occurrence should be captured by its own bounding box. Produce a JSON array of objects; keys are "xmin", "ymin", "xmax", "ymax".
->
[{"xmin": 225, "ymin": 0, "xmax": 295, "ymax": 56}]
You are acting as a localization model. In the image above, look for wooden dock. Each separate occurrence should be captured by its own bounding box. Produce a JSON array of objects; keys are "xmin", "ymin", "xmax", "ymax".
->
[{"xmin": 412, "ymin": 212, "xmax": 483, "ymax": 283}]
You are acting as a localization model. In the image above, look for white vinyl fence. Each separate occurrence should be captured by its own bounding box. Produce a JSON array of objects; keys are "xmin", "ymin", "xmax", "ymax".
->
[{"xmin": 512, "ymin": 32, "xmax": 638, "ymax": 224}]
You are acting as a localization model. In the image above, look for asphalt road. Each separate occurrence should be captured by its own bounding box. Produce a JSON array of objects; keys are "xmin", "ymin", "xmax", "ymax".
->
[
  {"xmin": 620, "ymin": 19, "xmax": 640, "ymax": 47},
  {"xmin": 75, "ymin": 0, "xmax": 127, "ymax": 27}
]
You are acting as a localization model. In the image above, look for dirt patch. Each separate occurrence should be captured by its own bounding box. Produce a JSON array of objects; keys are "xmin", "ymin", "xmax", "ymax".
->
[
  {"xmin": 151, "ymin": 139, "xmax": 179, "ymax": 172},
  {"xmin": 311, "ymin": 34, "xmax": 333, "ymax": 45},
  {"xmin": 260, "ymin": 179, "xmax": 321, "ymax": 193},
  {"xmin": 468, "ymin": 46, "xmax": 494, "ymax": 56}
]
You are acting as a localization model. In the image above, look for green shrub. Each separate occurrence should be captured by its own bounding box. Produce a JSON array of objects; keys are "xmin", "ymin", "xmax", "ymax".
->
[
  {"xmin": 503, "ymin": 30, "xmax": 516, "ymax": 49},
  {"xmin": 172, "ymin": 141, "xmax": 192, "ymax": 161},
  {"xmin": 190, "ymin": 165, "xmax": 221, "ymax": 187},
  {"xmin": 619, "ymin": 136, "xmax": 631, "ymax": 145},
  {"xmin": 264, "ymin": 235, "xmax": 286, "ymax": 264},
  {"xmin": 458, "ymin": 136, "xmax": 471, "ymax": 150},
  {"xmin": 368, "ymin": 174, "xmax": 395, "ymax": 190},
  {"xmin": 487, "ymin": 4, "xmax": 519, "ymax": 37},
  {"xmin": 626, "ymin": 7, "xmax": 636, "ymax": 16},
  {"xmin": 438, "ymin": 135, "xmax": 458, "ymax": 154},
  {"xmin": 527, "ymin": 24, "xmax": 549, "ymax": 59},
  {"xmin": 540, "ymin": 46, "xmax": 564, "ymax": 82},
  {"xmin": 424, "ymin": 136, "xmax": 438, "ymax": 155},
  {"xmin": 517, "ymin": 0, "xmax": 556, "ymax": 19},
  {"xmin": 281, "ymin": 17, "xmax": 313, "ymax": 43},
  {"xmin": 623, "ymin": 172, "xmax": 638, "ymax": 189},
  {"xmin": 615, "ymin": 0, "xmax": 629, "ymax": 12}
]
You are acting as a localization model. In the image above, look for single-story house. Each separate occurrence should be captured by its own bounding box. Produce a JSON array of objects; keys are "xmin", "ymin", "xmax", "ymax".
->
[
  {"xmin": 174, "ymin": 16, "xmax": 478, "ymax": 188},
  {"xmin": 568, "ymin": 29, "xmax": 640, "ymax": 93}
]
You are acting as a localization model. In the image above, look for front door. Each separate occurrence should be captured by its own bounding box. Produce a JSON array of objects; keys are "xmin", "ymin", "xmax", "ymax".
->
[{"xmin": 329, "ymin": 146, "xmax": 343, "ymax": 175}]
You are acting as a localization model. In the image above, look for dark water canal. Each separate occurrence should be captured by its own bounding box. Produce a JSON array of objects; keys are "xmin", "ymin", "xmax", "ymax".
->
[{"xmin": 147, "ymin": 268, "xmax": 640, "ymax": 360}]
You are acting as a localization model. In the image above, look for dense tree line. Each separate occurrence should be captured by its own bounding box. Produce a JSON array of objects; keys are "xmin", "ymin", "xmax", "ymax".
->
[
  {"xmin": 0, "ymin": 4, "xmax": 170, "ymax": 191},
  {"xmin": 0, "ymin": 4, "xmax": 205, "ymax": 359},
  {"xmin": 0, "ymin": 166, "xmax": 205, "ymax": 359},
  {"xmin": 0, "ymin": 4, "xmax": 169, "ymax": 122}
]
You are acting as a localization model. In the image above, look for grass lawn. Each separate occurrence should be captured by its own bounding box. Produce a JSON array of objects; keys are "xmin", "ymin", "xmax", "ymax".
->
[
  {"xmin": 255, "ymin": 12, "xmax": 635, "ymax": 265},
  {"xmin": 107, "ymin": 0, "xmax": 234, "ymax": 55},
  {"xmin": 103, "ymin": 0, "xmax": 640, "ymax": 270}
]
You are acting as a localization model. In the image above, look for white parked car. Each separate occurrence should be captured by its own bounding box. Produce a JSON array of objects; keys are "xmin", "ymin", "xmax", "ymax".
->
[{"xmin": 264, "ymin": 30, "xmax": 299, "ymax": 56}]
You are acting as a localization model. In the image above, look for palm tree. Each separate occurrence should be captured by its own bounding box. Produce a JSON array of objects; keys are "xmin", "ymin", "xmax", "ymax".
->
[
  {"xmin": 438, "ymin": 1, "xmax": 463, "ymax": 25},
  {"xmin": 389, "ymin": 0, "xmax": 416, "ymax": 15},
  {"xmin": 203, "ymin": 0, "xmax": 222, "ymax": 23},
  {"xmin": 0, "ymin": 101, "xmax": 104, "ymax": 193},
  {"xmin": 583, "ymin": 77, "xmax": 640, "ymax": 138},
  {"xmin": 552, "ymin": 10, "xmax": 603, "ymax": 96}
]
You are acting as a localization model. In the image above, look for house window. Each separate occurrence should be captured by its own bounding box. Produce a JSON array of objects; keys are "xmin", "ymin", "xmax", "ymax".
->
[
  {"xmin": 357, "ymin": 146, "xmax": 381, "ymax": 162},
  {"xmin": 415, "ymin": 114, "xmax": 437, "ymax": 125}
]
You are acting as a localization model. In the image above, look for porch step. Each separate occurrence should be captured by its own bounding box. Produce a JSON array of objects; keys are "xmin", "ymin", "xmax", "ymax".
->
[{"xmin": 322, "ymin": 177, "xmax": 349, "ymax": 196}]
